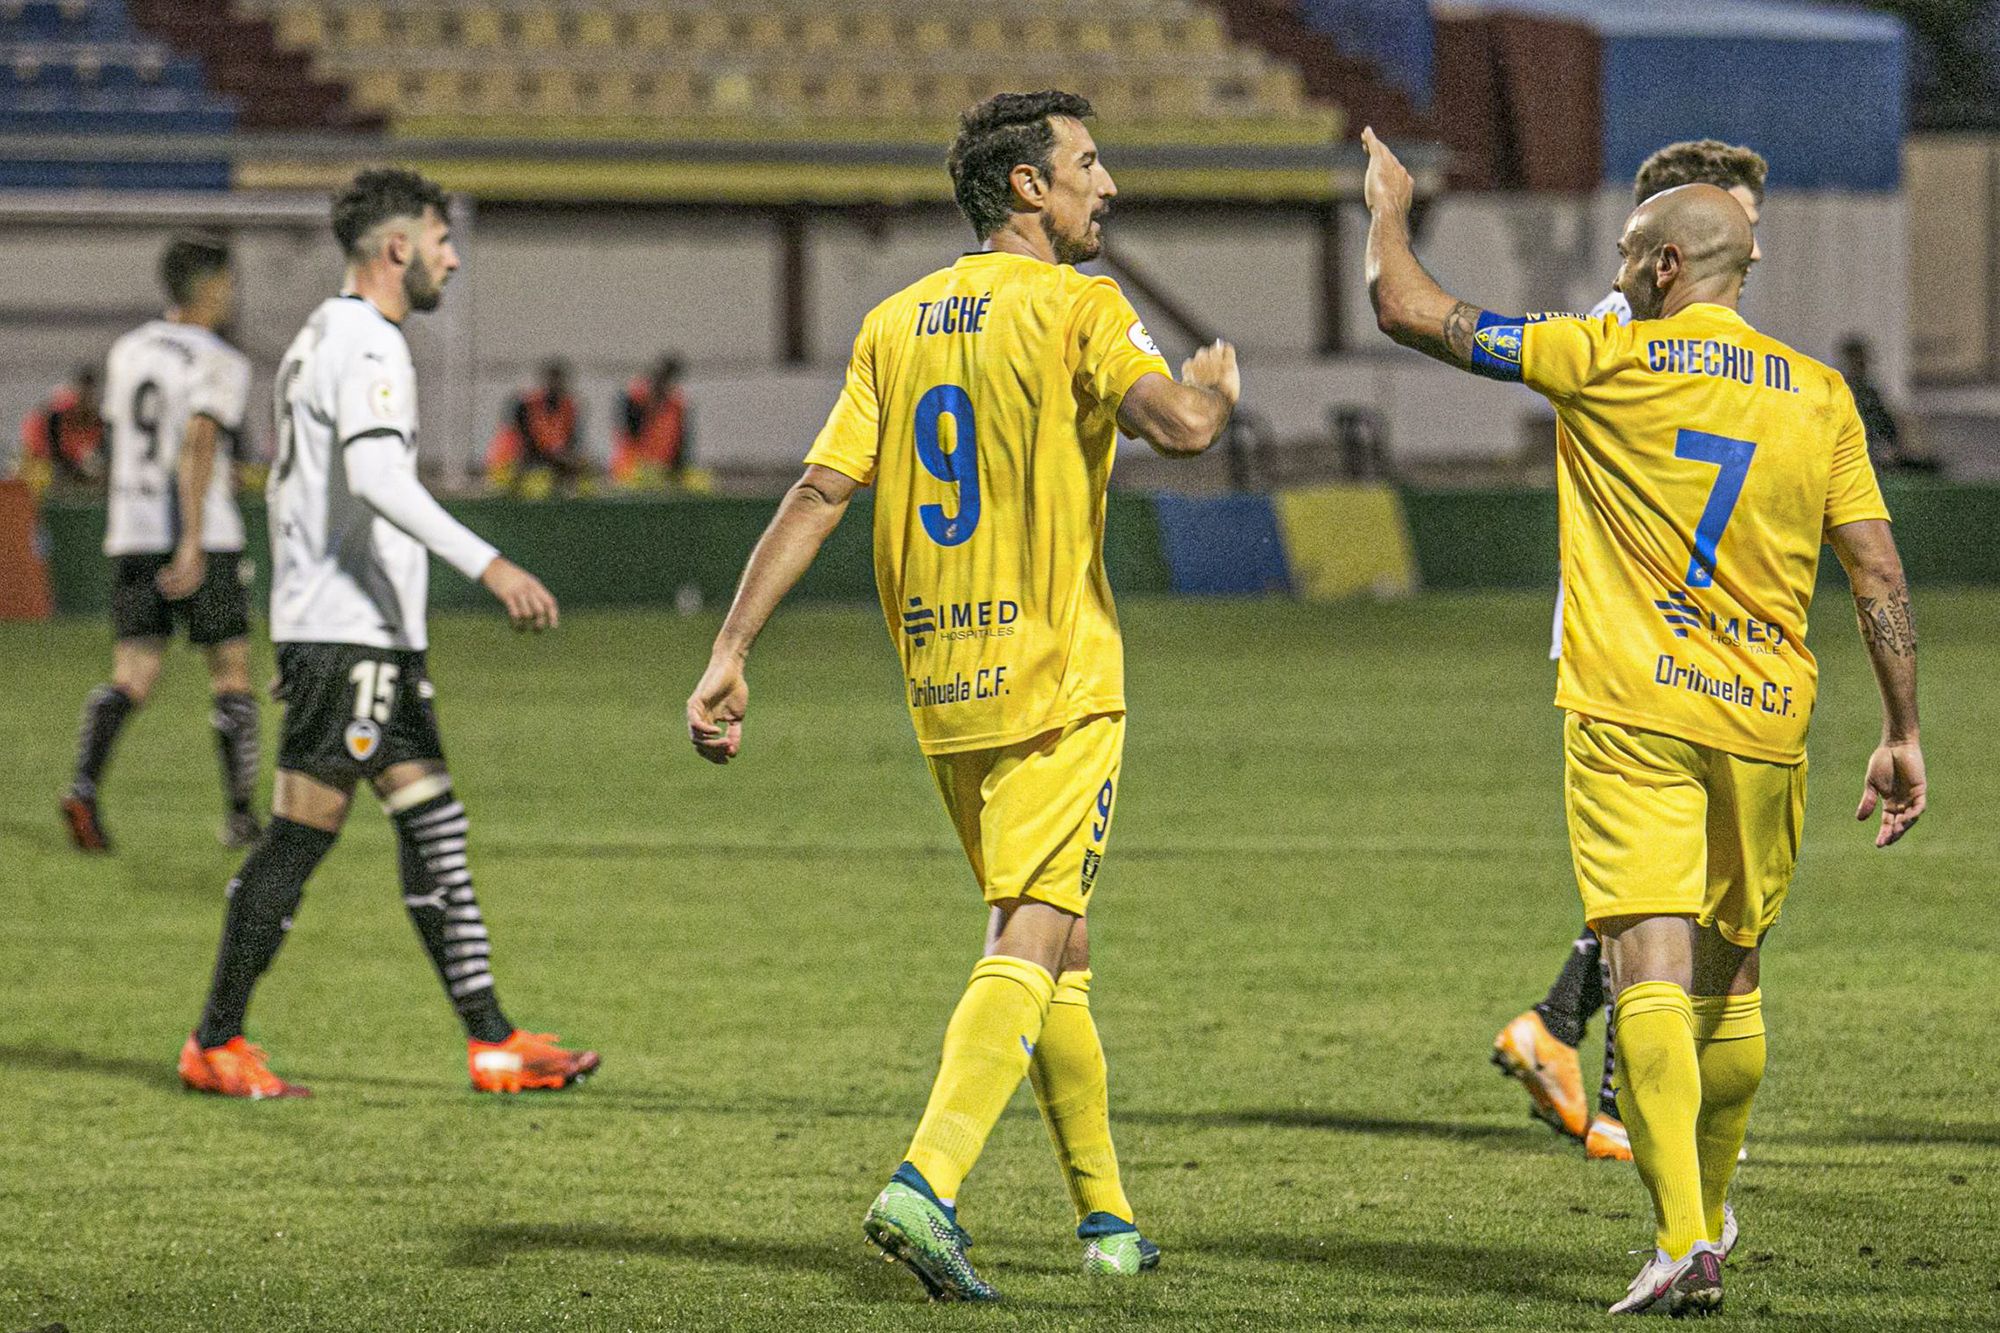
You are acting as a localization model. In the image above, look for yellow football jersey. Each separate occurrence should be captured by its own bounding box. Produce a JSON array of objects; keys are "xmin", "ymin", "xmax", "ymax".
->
[
  {"xmin": 805, "ymin": 251, "xmax": 1170, "ymax": 754},
  {"xmin": 1472, "ymin": 301, "xmax": 1888, "ymax": 763}
]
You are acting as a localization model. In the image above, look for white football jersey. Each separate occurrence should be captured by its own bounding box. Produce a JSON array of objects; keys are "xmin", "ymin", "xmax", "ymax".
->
[
  {"xmin": 268, "ymin": 295, "xmax": 432, "ymax": 650},
  {"xmin": 101, "ymin": 319, "xmax": 252, "ymax": 555}
]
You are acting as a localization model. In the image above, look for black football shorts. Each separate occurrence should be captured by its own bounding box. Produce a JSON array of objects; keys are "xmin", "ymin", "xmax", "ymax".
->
[
  {"xmin": 111, "ymin": 551, "xmax": 250, "ymax": 646},
  {"xmin": 274, "ymin": 642, "xmax": 446, "ymax": 786}
]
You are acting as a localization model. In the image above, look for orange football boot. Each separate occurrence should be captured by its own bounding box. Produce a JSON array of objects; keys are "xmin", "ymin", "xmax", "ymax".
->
[
  {"xmin": 62, "ymin": 791, "xmax": 111, "ymax": 853},
  {"xmin": 179, "ymin": 1034, "xmax": 312, "ymax": 1099},
  {"xmin": 1491, "ymin": 1010, "xmax": 1589, "ymax": 1139},
  {"xmin": 1585, "ymin": 1114, "xmax": 1634, "ymax": 1161},
  {"xmin": 468, "ymin": 1030, "xmax": 600, "ymax": 1093}
]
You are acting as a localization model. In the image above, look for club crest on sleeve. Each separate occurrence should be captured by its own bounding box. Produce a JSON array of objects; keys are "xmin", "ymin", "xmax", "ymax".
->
[
  {"xmin": 1127, "ymin": 321, "xmax": 1160, "ymax": 357},
  {"xmin": 344, "ymin": 718, "xmax": 381, "ymax": 760},
  {"xmin": 1475, "ymin": 323, "xmax": 1524, "ymax": 365}
]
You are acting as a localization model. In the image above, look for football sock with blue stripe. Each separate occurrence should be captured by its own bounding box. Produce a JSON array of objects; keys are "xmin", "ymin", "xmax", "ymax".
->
[
  {"xmin": 905, "ymin": 955, "xmax": 1054, "ymax": 1203},
  {"xmin": 1028, "ymin": 969, "xmax": 1135, "ymax": 1231}
]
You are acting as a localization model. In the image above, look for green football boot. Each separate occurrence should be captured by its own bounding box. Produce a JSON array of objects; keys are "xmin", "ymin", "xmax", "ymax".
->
[
  {"xmin": 863, "ymin": 1164, "xmax": 1000, "ymax": 1302},
  {"xmin": 1079, "ymin": 1212, "xmax": 1161, "ymax": 1276}
]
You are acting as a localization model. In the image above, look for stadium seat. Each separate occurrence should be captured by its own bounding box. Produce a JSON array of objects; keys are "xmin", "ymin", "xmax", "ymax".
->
[{"xmin": 227, "ymin": 0, "xmax": 1343, "ymax": 151}]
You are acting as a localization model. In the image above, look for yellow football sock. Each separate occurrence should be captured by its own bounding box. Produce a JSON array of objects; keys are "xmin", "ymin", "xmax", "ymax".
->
[
  {"xmin": 905, "ymin": 954, "xmax": 1055, "ymax": 1202},
  {"xmin": 1692, "ymin": 990, "xmax": 1765, "ymax": 1241},
  {"xmin": 1028, "ymin": 969, "xmax": 1134, "ymax": 1227},
  {"xmin": 1614, "ymin": 979, "xmax": 1707, "ymax": 1258}
]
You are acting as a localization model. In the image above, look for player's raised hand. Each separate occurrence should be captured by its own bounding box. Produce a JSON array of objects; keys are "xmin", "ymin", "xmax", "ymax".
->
[
  {"xmin": 687, "ymin": 656, "xmax": 747, "ymax": 764},
  {"xmin": 1361, "ymin": 126, "xmax": 1415, "ymax": 219},
  {"xmin": 480, "ymin": 556, "xmax": 559, "ymax": 631},
  {"xmin": 1857, "ymin": 739, "xmax": 1926, "ymax": 847},
  {"xmin": 1181, "ymin": 339, "xmax": 1240, "ymax": 407}
]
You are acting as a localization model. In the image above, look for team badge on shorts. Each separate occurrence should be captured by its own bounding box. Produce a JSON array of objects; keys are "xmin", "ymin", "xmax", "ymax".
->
[
  {"xmin": 344, "ymin": 718, "xmax": 381, "ymax": 761},
  {"xmin": 1079, "ymin": 848, "xmax": 1103, "ymax": 899}
]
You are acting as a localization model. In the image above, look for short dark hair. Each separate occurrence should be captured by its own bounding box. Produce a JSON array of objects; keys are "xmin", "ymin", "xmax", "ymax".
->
[
  {"xmin": 947, "ymin": 90, "xmax": 1094, "ymax": 239},
  {"xmin": 332, "ymin": 167, "xmax": 449, "ymax": 257},
  {"xmin": 1634, "ymin": 140, "xmax": 1769, "ymax": 207},
  {"xmin": 160, "ymin": 233, "xmax": 230, "ymax": 305}
]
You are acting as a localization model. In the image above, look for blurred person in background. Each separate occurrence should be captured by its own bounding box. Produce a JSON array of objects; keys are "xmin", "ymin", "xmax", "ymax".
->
[
  {"xmin": 1841, "ymin": 335, "xmax": 1937, "ymax": 474},
  {"xmin": 486, "ymin": 358, "xmax": 589, "ymax": 498},
  {"xmin": 19, "ymin": 364, "xmax": 107, "ymax": 497},
  {"xmin": 62, "ymin": 235, "xmax": 261, "ymax": 854},
  {"xmin": 612, "ymin": 354, "xmax": 693, "ymax": 489}
]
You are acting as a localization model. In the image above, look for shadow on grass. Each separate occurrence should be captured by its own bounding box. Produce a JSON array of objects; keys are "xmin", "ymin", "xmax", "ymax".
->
[
  {"xmin": 1826, "ymin": 1119, "xmax": 2000, "ymax": 1149},
  {"xmin": 1121, "ymin": 1105, "xmax": 1544, "ymax": 1144},
  {"xmin": 1177, "ymin": 1230, "xmax": 1589, "ymax": 1306},
  {"xmin": 0, "ymin": 1042, "xmax": 177, "ymax": 1091},
  {"xmin": 447, "ymin": 1221, "xmax": 856, "ymax": 1274}
]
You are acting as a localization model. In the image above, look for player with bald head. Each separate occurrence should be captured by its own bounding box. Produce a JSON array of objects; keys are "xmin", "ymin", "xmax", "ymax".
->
[
  {"xmin": 1496, "ymin": 144, "xmax": 1773, "ymax": 1167},
  {"xmin": 1363, "ymin": 130, "xmax": 1924, "ymax": 1316},
  {"xmin": 1616, "ymin": 184, "xmax": 1755, "ymax": 322}
]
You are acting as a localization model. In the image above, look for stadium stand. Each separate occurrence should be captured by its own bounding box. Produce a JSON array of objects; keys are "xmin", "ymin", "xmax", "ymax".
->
[
  {"xmin": 0, "ymin": 0, "xmax": 238, "ymax": 186},
  {"xmin": 1209, "ymin": 0, "xmax": 1431, "ymax": 139},
  {"xmin": 124, "ymin": 0, "xmax": 379, "ymax": 131},
  {"xmin": 233, "ymin": 0, "xmax": 1341, "ymax": 146}
]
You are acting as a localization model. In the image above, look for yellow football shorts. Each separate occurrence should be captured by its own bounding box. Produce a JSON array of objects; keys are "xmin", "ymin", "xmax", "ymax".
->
[
  {"xmin": 1564, "ymin": 712, "xmax": 1806, "ymax": 947},
  {"xmin": 926, "ymin": 711, "xmax": 1124, "ymax": 917}
]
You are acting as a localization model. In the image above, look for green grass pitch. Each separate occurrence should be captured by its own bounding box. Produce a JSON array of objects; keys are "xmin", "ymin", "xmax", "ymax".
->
[{"xmin": 2, "ymin": 591, "xmax": 1994, "ymax": 1331}]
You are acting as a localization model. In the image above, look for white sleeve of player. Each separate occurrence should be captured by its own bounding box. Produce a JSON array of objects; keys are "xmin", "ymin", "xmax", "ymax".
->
[
  {"xmin": 191, "ymin": 344, "xmax": 253, "ymax": 432},
  {"xmin": 343, "ymin": 433, "xmax": 499, "ymax": 581},
  {"xmin": 1587, "ymin": 289, "xmax": 1632, "ymax": 325},
  {"xmin": 334, "ymin": 333, "xmax": 419, "ymax": 446}
]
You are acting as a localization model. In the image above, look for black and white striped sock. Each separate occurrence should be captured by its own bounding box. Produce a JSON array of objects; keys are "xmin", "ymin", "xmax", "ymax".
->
[
  {"xmin": 389, "ymin": 780, "xmax": 512, "ymax": 1044},
  {"xmin": 73, "ymin": 683, "xmax": 135, "ymax": 797},
  {"xmin": 211, "ymin": 690, "xmax": 260, "ymax": 816},
  {"xmin": 1599, "ymin": 955, "xmax": 1621, "ymax": 1119}
]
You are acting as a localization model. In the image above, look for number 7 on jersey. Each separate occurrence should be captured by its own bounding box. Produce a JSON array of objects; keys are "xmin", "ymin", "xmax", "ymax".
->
[{"xmin": 1674, "ymin": 428, "xmax": 1757, "ymax": 588}]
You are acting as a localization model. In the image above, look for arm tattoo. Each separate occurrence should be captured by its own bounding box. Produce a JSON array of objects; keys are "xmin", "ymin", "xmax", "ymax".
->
[
  {"xmin": 1440, "ymin": 301, "xmax": 1480, "ymax": 363},
  {"xmin": 1855, "ymin": 582, "xmax": 1918, "ymax": 658}
]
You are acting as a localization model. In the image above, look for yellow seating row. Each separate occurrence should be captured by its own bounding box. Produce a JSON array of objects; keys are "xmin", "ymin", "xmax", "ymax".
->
[
  {"xmin": 262, "ymin": 2, "xmax": 1228, "ymax": 59},
  {"xmin": 345, "ymin": 63, "xmax": 1305, "ymax": 122}
]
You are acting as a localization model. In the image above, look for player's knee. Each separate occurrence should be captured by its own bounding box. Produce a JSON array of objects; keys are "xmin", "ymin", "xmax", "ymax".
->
[
  {"xmin": 207, "ymin": 652, "xmax": 253, "ymax": 695},
  {"xmin": 110, "ymin": 676, "xmax": 153, "ymax": 707}
]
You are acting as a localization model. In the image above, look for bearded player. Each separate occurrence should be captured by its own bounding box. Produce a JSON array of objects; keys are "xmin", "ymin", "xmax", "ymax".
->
[
  {"xmin": 1494, "ymin": 141, "xmax": 1769, "ymax": 1163},
  {"xmin": 687, "ymin": 92, "xmax": 1238, "ymax": 1300},
  {"xmin": 1366, "ymin": 129, "xmax": 1922, "ymax": 1314},
  {"xmin": 178, "ymin": 169, "xmax": 599, "ymax": 1099},
  {"xmin": 64, "ymin": 235, "xmax": 262, "ymax": 852}
]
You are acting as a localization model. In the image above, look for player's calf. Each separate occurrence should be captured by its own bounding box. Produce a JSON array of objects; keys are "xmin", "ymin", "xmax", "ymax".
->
[
  {"xmin": 64, "ymin": 683, "xmax": 138, "ymax": 851},
  {"xmin": 385, "ymin": 776, "xmax": 599, "ymax": 1089},
  {"xmin": 194, "ymin": 817, "xmax": 337, "ymax": 1048}
]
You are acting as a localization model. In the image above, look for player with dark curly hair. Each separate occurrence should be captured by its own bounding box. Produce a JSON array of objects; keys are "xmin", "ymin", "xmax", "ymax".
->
[{"xmin": 177, "ymin": 168, "xmax": 598, "ymax": 1101}]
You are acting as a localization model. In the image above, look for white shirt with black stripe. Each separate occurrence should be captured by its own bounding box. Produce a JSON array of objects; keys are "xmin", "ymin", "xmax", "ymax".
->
[{"xmin": 268, "ymin": 294, "xmax": 493, "ymax": 651}]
